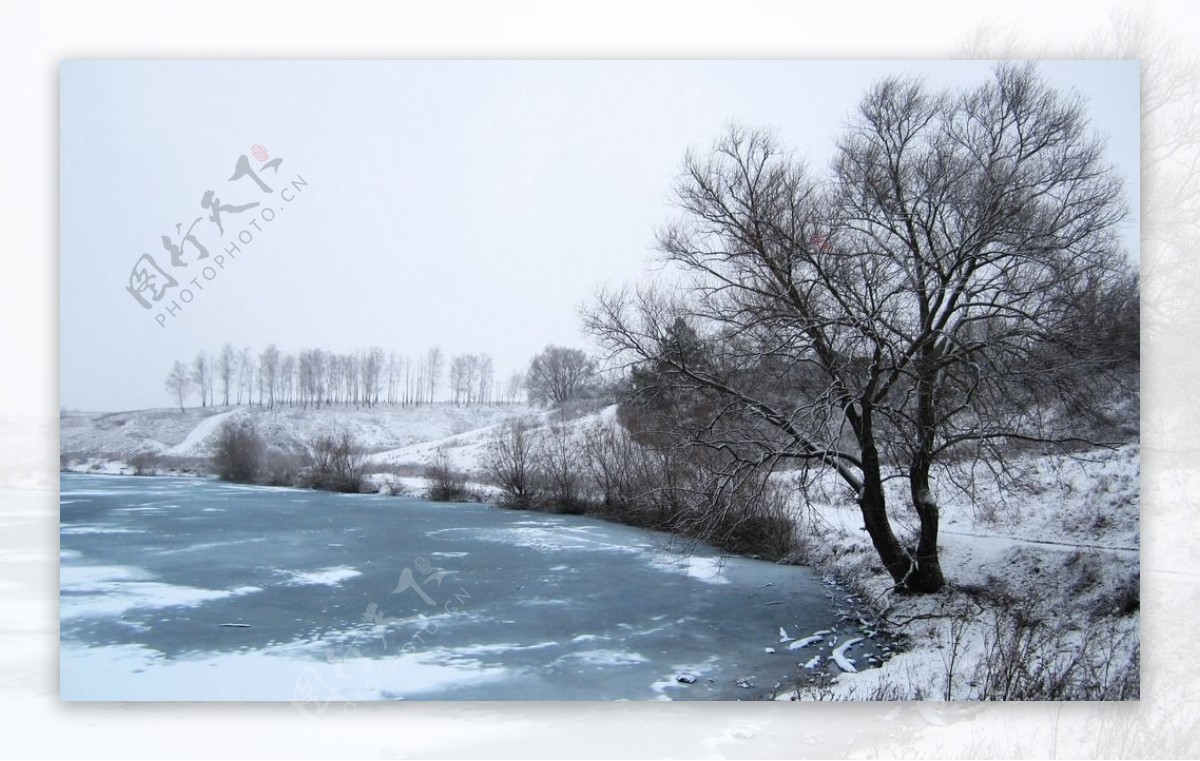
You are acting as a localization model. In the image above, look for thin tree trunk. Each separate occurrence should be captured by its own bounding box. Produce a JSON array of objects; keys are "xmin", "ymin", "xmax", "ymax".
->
[
  {"xmin": 908, "ymin": 460, "xmax": 946, "ymax": 593},
  {"xmin": 907, "ymin": 362, "xmax": 946, "ymax": 592}
]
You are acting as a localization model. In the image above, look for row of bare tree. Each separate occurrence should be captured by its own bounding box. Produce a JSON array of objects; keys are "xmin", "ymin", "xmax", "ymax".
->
[{"xmin": 165, "ymin": 345, "xmax": 528, "ymax": 411}]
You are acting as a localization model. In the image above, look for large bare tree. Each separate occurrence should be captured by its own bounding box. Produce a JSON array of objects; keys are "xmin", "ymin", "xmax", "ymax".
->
[
  {"xmin": 525, "ymin": 345, "xmax": 596, "ymax": 406},
  {"xmin": 586, "ymin": 64, "xmax": 1133, "ymax": 593}
]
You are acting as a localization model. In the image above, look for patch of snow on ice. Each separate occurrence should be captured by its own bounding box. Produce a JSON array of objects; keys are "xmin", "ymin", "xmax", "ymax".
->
[
  {"xmin": 651, "ymin": 553, "xmax": 731, "ymax": 585},
  {"xmin": 60, "ymin": 564, "xmax": 261, "ymax": 620},
  {"xmin": 445, "ymin": 641, "xmax": 559, "ymax": 657},
  {"xmin": 563, "ymin": 649, "xmax": 648, "ymax": 666},
  {"xmin": 787, "ymin": 635, "xmax": 824, "ymax": 650},
  {"xmin": 277, "ymin": 566, "xmax": 361, "ymax": 586},
  {"xmin": 59, "ymin": 641, "xmax": 509, "ymax": 701},
  {"xmin": 61, "ymin": 525, "xmax": 145, "ymax": 535},
  {"xmin": 831, "ymin": 637, "xmax": 863, "ymax": 673}
]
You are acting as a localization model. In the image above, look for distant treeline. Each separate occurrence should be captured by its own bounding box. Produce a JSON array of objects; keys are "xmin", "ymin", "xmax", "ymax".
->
[{"xmin": 163, "ymin": 344, "xmax": 526, "ymax": 411}]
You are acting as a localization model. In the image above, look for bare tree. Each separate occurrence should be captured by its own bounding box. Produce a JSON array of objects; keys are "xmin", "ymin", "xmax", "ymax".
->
[
  {"xmin": 236, "ymin": 347, "xmax": 253, "ymax": 405},
  {"xmin": 505, "ymin": 370, "xmax": 525, "ymax": 405},
  {"xmin": 217, "ymin": 343, "xmax": 235, "ymax": 407},
  {"xmin": 386, "ymin": 351, "xmax": 398, "ymax": 405},
  {"xmin": 409, "ymin": 355, "xmax": 424, "ymax": 406},
  {"xmin": 312, "ymin": 349, "xmax": 327, "ymax": 407},
  {"xmin": 427, "ymin": 346, "xmax": 444, "ymax": 404},
  {"xmin": 463, "ymin": 354, "xmax": 479, "ymax": 405},
  {"xmin": 260, "ymin": 344, "xmax": 280, "ymax": 409},
  {"xmin": 363, "ymin": 346, "xmax": 385, "ymax": 407},
  {"xmin": 165, "ymin": 360, "xmax": 192, "ymax": 412},
  {"xmin": 580, "ymin": 418, "xmax": 652, "ymax": 510},
  {"xmin": 279, "ymin": 353, "xmax": 296, "ymax": 407},
  {"xmin": 586, "ymin": 65, "xmax": 1132, "ymax": 593},
  {"xmin": 448, "ymin": 354, "xmax": 466, "ymax": 405},
  {"xmin": 478, "ymin": 354, "xmax": 494, "ymax": 405},
  {"xmin": 537, "ymin": 422, "xmax": 584, "ymax": 512},
  {"xmin": 191, "ymin": 351, "xmax": 212, "ymax": 408},
  {"xmin": 525, "ymin": 345, "xmax": 596, "ymax": 406},
  {"xmin": 482, "ymin": 418, "xmax": 540, "ymax": 507}
]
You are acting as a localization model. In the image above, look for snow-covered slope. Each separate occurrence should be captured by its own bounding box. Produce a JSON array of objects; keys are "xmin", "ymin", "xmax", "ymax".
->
[
  {"xmin": 60, "ymin": 403, "xmax": 538, "ymax": 463},
  {"xmin": 366, "ymin": 404, "xmax": 620, "ymax": 472}
]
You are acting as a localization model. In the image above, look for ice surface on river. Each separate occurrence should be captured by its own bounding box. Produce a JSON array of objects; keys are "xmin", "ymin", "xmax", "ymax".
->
[{"xmin": 60, "ymin": 473, "xmax": 873, "ymax": 700}]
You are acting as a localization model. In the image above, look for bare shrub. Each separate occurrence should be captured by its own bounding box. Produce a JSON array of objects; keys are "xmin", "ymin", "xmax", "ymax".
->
[
  {"xmin": 580, "ymin": 419, "xmax": 653, "ymax": 512},
  {"xmin": 211, "ymin": 419, "xmax": 264, "ymax": 483},
  {"xmin": 424, "ymin": 447, "xmax": 470, "ymax": 502},
  {"xmin": 261, "ymin": 448, "xmax": 302, "ymax": 487},
  {"xmin": 681, "ymin": 470, "xmax": 795, "ymax": 560},
  {"xmin": 304, "ymin": 430, "xmax": 366, "ymax": 493},
  {"xmin": 975, "ymin": 596, "xmax": 1139, "ymax": 700},
  {"xmin": 482, "ymin": 418, "xmax": 541, "ymax": 507},
  {"xmin": 129, "ymin": 452, "xmax": 160, "ymax": 476},
  {"xmin": 536, "ymin": 423, "xmax": 586, "ymax": 513},
  {"xmin": 1092, "ymin": 572, "xmax": 1140, "ymax": 618}
]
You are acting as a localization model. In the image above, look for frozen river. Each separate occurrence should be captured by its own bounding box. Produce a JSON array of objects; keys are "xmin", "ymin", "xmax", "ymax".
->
[{"xmin": 60, "ymin": 473, "xmax": 883, "ymax": 702}]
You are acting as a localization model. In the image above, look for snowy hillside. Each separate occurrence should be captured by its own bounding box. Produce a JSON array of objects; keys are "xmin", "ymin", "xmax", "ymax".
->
[
  {"xmin": 368, "ymin": 404, "xmax": 619, "ymax": 472},
  {"xmin": 60, "ymin": 404, "xmax": 537, "ymax": 466}
]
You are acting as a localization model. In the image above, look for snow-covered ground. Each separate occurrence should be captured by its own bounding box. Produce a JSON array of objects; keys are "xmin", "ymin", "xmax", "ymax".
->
[{"xmin": 773, "ymin": 444, "xmax": 1140, "ymax": 700}]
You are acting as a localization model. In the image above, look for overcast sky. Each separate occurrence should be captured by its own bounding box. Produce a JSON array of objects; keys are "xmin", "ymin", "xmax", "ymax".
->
[{"xmin": 60, "ymin": 60, "xmax": 1139, "ymax": 412}]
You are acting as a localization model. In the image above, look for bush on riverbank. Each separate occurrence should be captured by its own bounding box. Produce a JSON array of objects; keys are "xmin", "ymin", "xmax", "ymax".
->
[
  {"xmin": 478, "ymin": 416, "xmax": 795, "ymax": 559},
  {"xmin": 303, "ymin": 431, "xmax": 367, "ymax": 493},
  {"xmin": 423, "ymin": 446, "xmax": 475, "ymax": 502},
  {"xmin": 208, "ymin": 421, "xmax": 367, "ymax": 494},
  {"xmin": 212, "ymin": 419, "xmax": 264, "ymax": 483}
]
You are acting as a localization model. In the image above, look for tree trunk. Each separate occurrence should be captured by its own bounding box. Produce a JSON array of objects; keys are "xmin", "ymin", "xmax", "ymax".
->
[
  {"xmin": 905, "ymin": 357, "xmax": 946, "ymax": 593},
  {"xmin": 907, "ymin": 462, "xmax": 946, "ymax": 593},
  {"xmin": 857, "ymin": 405, "xmax": 944, "ymax": 593},
  {"xmin": 856, "ymin": 436, "xmax": 913, "ymax": 587}
]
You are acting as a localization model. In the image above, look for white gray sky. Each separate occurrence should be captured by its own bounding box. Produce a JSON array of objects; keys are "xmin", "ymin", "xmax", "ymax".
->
[{"xmin": 60, "ymin": 60, "xmax": 1139, "ymax": 411}]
